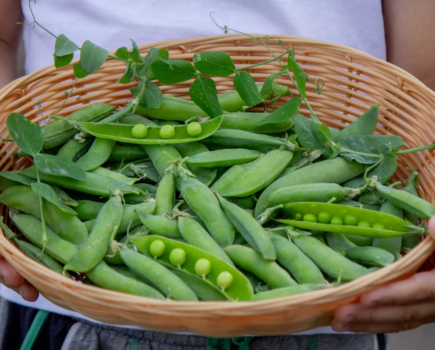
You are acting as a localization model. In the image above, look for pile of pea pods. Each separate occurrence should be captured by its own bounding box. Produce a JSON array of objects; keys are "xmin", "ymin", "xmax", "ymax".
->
[{"xmin": 1, "ymin": 89, "xmax": 435, "ymax": 303}]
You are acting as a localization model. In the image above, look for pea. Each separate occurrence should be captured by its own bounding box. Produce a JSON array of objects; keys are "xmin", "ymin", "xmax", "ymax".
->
[
  {"xmin": 294, "ymin": 213, "xmax": 302, "ymax": 220},
  {"xmin": 344, "ymin": 215, "xmax": 358, "ymax": 226},
  {"xmin": 303, "ymin": 214, "xmax": 317, "ymax": 223},
  {"xmin": 169, "ymin": 248, "xmax": 186, "ymax": 267},
  {"xmin": 187, "ymin": 122, "xmax": 202, "ymax": 136},
  {"xmin": 318, "ymin": 212, "xmax": 331, "ymax": 224},
  {"xmin": 131, "ymin": 124, "xmax": 148, "ymax": 139},
  {"xmin": 372, "ymin": 223, "xmax": 385, "ymax": 230},
  {"xmin": 195, "ymin": 258, "xmax": 211, "ymax": 278},
  {"xmin": 357, "ymin": 220, "xmax": 371, "ymax": 228},
  {"xmin": 160, "ymin": 125, "xmax": 175, "ymax": 139},
  {"xmin": 149, "ymin": 240, "xmax": 165, "ymax": 259},
  {"xmin": 217, "ymin": 271, "xmax": 233, "ymax": 290},
  {"xmin": 330, "ymin": 216, "xmax": 343, "ymax": 225}
]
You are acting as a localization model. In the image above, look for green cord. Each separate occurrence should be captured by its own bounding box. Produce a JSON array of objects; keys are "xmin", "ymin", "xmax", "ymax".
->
[{"xmin": 20, "ymin": 310, "xmax": 49, "ymax": 350}]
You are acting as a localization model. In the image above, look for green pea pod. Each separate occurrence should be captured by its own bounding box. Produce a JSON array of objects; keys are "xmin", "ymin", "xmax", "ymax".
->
[
  {"xmin": 119, "ymin": 247, "xmax": 198, "ymax": 301},
  {"xmin": 215, "ymin": 149, "xmax": 293, "ymax": 198},
  {"xmin": 266, "ymin": 183, "xmax": 361, "ymax": 208},
  {"xmin": 43, "ymin": 103, "xmax": 116, "ymax": 149},
  {"xmin": 154, "ymin": 172, "xmax": 175, "ymax": 216},
  {"xmin": 337, "ymin": 200, "xmax": 380, "ymax": 212},
  {"xmin": 221, "ymin": 112, "xmax": 294, "ymax": 134},
  {"xmin": 56, "ymin": 137, "xmax": 94, "ymax": 161},
  {"xmin": 180, "ymin": 175, "xmax": 235, "ymax": 247},
  {"xmin": 205, "ymin": 129, "xmax": 288, "ymax": 149},
  {"xmin": 279, "ymin": 202, "xmax": 413, "ymax": 238},
  {"xmin": 136, "ymin": 211, "xmax": 181, "ymax": 239},
  {"xmin": 143, "ymin": 145, "xmax": 182, "ymax": 176},
  {"xmin": 91, "ymin": 167, "xmax": 137, "ymax": 186},
  {"xmin": 131, "ymin": 236, "xmax": 253, "ymax": 301},
  {"xmin": 74, "ymin": 116, "xmax": 223, "ymax": 145},
  {"xmin": 75, "ymin": 200, "xmax": 105, "ymax": 221},
  {"xmin": 51, "ymin": 186, "xmax": 78, "ymax": 207},
  {"xmin": 343, "ymin": 234, "xmax": 373, "ymax": 246},
  {"xmin": 211, "ymin": 159, "xmax": 258, "ymax": 194},
  {"xmin": 186, "ymin": 149, "xmax": 263, "ymax": 168},
  {"xmin": 178, "ymin": 216, "xmax": 234, "ymax": 266},
  {"xmin": 0, "ymin": 186, "xmax": 88, "ymax": 246},
  {"xmin": 325, "ymin": 233, "xmax": 358, "ymax": 254},
  {"xmin": 86, "ymin": 260, "xmax": 165, "ymax": 300},
  {"xmin": 107, "ymin": 145, "xmax": 148, "ymax": 163},
  {"xmin": 372, "ymin": 201, "xmax": 403, "ymax": 256},
  {"xmin": 75, "ymin": 138, "xmax": 116, "ymax": 171},
  {"xmin": 216, "ymin": 194, "xmax": 276, "ymax": 261},
  {"xmin": 255, "ymin": 157, "xmax": 365, "ymax": 218},
  {"xmin": 118, "ymin": 161, "xmax": 159, "ymax": 183},
  {"xmin": 223, "ymin": 245, "xmax": 296, "ymax": 288},
  {"xmin": 345, "ymin": 246, "xmax": 395, "ymax": 267},
  {"xmin": 64, "ymin": 194, "xmax": 123, "ymax": 273},
  {"xmin": 271, "ymin": 235, "xmax": 325, "ymax": 284},
  {"xmin": 253, "ymin": 284, "xmax": 325, "ymax": 301},
  {"xmin": 13, "ymin": 239, "xmax": 65, "ymax": 275},
  {"xmin": 17, "ymin": 166, "xmax": 140, "ymax": 196},
  {"xmin": 293, "ymin": 235, "xmax": 369, "ymax": 281},
  {"xmin": 104, "ymin": 235, "xmax": 128, "ymax": 265},
  {"xmin": 402, "ymin": 172, "xmax": 420, "ymax": 252},
  {"xmin": 10, "ymin": 212, "xmax": 77, "ymax": 264}
]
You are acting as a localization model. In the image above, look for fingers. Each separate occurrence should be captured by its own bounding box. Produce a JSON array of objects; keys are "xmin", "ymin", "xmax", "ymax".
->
[
  {"xmin": 359, "ymin": 269, "xmax": 435, "ymax": 307},
  {"xmin": 18, "ymin": 280, "xmax": 39, "ymax": 302}
]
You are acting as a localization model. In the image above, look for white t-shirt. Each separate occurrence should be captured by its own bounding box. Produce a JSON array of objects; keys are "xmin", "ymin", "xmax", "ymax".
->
[{"xmin": 2, "ymin": 0, "xmax": 386, "ymax": 333}]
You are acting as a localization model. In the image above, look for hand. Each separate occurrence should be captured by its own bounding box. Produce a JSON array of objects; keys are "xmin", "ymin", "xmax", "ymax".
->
[
  {"xmin": 332, "ymin": 216, "xmax": 435, "ymax": 333},
  {"xmin": 0, "ymin": 254, "xmax": 39, "ymax": 301}
]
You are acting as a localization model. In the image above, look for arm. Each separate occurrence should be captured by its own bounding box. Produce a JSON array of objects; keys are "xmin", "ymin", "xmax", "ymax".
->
[
  {"xmin": 0, "ymin": 0, "xmax": 24, "ymax": 88},
  {"xmin": 383, "ymin": 0, "xmax": 435, "ymax": 91}
]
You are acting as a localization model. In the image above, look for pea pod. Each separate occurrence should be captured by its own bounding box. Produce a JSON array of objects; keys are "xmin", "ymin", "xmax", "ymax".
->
[
  {"xmin": 10, "ymin": 212, "xmax": 78, "ymax": 264},
  {"xmin": 337, "ymin": 200, "xmax": 380, "ymax": 212},
  {"xmin": 255, "ymin": 157, "xmax": 365, "ymax": 218},
  {"xmin": 325, "ymin": 232, "xmax": 357, "ymax": 254},
  {"xmin": 253, "ymin": 284, "xmax": 324, "ymax": 301},
  {"xmin": 75, "ymin": 138, "xmax": 116, "ymax": 171},
  {"xmin": 372, "ymin": 201, "xmax": 403, "ymax": 257},
  {"xmin": 74, "ymin": 116, "xmax": 223, "ymax": 145},
  {"xmin": 266, "ymin": 183, "xmax": 361, "ymax": 208},
  {"xmin": 75, "ymin": 200, "xmax": 104, "ymax": 221},
  {"xmin": 86, "ymin": 260, "xmax": 165, "ymax": 300},
  {"xmin": 136, "ymin": 211, "xmax": 181, "ymax": 239},
  {"xmin": 119, "ymin": 247, "xmax": 198, "ymax": 301},
  {"xmin": 107, "ymin": 145, "xmax": 148, "ymax": 163},
  {"xmin": 223, "ymin": 245, "xmax": 296, "ymax": 288},
  {"xmin": 117, "ymin": 161, "xmax": 159, "ymax": 183},
  {"xmin": 64, "ymin": 194, "xmax": 123, "ymax": 273},
  {"xmin": 402, "ymin": 171, "xmax": 421, "ymax": 252},
  {"xmin": 43, "ymin": 103, "xmax": 116, "ymax": 149},
  {"xmin": 214, "ymin": 149, "xmax": 293, "ymax": 198},
  {"xmin": 205, "ymin": 129, "xmax": 290, "ymax": 149},
  {"xmin": 227, "ymin": 195, "xmax": 257, "ymax": 210},
  {"xmin": 216, "ymin": 194, "xmax": 276, "ymax": 261},
  {"xmin": 271, "ymin": 235, "xmax": 325, "ymax": 284},
  {"xmin": 56, "ymin": 137, "xmax": 94, "ymax": 161},
  {"xmin": 154, "ymin": 171, "xmax": 175, "ymax": 216},
  {"xmin": 344, "ymin": 246, "xmax": 395, "ymax": 267},
  {"xmin": 343, "ymin": 234, "xmax": 373, "ymax": 247},
  {"xmin": 17, "ymin": 166, "xmax": 140, "ymax": 196},
  {"xmin": 292, "ymin": 235, "xmax": 369, "ymax": 281},
  {"xmin": 221, "ymin": 112, "xmax": 293, "ymax": 134},
  {"xmin": 186, "ymin": 149, "xmax": 262, "ymax": 168},
  {"xmin": 131, "ymin": 235, "xmax": 253, "ymax": 301},
  {"xmin": 91, "ymin": 167, "xmax": 137, "ymax": 186},
  {"xmin": 279, "ymin": 202, "xmax": 415, "ymax": 238}
]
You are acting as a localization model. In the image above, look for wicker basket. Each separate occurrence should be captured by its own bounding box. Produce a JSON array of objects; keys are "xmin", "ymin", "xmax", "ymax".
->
[{"xmin": 0, "ymin": 34, "xmax": 434, "ymax": 337}]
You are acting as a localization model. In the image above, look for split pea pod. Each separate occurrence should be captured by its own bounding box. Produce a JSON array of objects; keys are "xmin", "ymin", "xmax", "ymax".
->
[
  {"xmin": 132, "ymin": 235, "xmax": 253, "ymax": 301},
  {"xmin": 86, "ymin": 260, "xmax": 165, "ymax": 300},
  {"xmin": 255, "ymin": 157, "xmax": 365, "ymax": 218},
  {"xmin": 221, "ymin": 112, "xmax": 293, "ymax": 134},
  {"xmin": 186, "ymin": 149, "xmax": 263, "ymax": 168},
  {"xmin": 344, "ymin": 246, "xmax": 395, "ymax": 267},
  {"xmin": 56, "ymin": 137, "xmax": 94, "ymax": 161},
  {"xmin": 223, "ymin": 245, "xmax": 296, "ymax": 288},
  {"xmin": 372, "ymin": 201, "xmax": 403, "ymax": 257},
  {"xmin": 10, "ymin": 212, "xmax": 77, "ymax": 264},
  {"xmin": 293, "ymin": 235, "xmax": 369, "ymax": 281},
  {"xmin": 180, "ymin": 175, "xmax": 235, "ymax": 247},
  {"xmin": 64, "ymin": 194, "xmax": 123, "ymax": 273},
  {"xmin": 216, "ymin": 194, "xmax": 276, "ymax": 261},
  {"xmin": 119, "ymin": 247, "xmax": 198, "ymax": 301},
  {"xmin": 270, "ymin": 235, "xmax": 325, "ymax": 284},
  {"xmin": 43, "ymin": 103, "xmax": 116, "ymax": 149},
  {"xmin": 253, "ymin": 284, "xmax": 324, "ymax": 301},
  {"xmin": 75, "ymin": 138, "xmax": 116, "ymax": 171}
]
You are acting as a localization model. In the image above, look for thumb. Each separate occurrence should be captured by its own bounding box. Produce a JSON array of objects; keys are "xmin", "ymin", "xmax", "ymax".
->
[{"xmin": 428, "ymin": 215, "xmax": 435, "ymax": 240}]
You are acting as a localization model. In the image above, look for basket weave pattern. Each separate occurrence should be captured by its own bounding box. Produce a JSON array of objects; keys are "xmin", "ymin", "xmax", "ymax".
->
[{"xmin": 0, "ymin": 34, "xmax": 434, "ymax": 336}]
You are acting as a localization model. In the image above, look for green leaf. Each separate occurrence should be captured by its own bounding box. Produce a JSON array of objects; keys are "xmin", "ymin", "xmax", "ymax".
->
[
  {"xmin": 143, "ymin": 81, "xmax": 163, "ymax": 109},
  {"xmin": 115, "ymin": 47, "xmax": 129, "ymax": 61},
  {"xmin": 189, "ymin": 75, "xmax": 223, "ymax": 118},
  {"xmin": 54, "ymin": 53, "xmax": 74, "ymax": 69},
  {"xmin": 73, "ymin": 61, "xmax": 90, "ymax": 78},
  {"xmin": 294, "ymin": 113, "xmax": 330, "ymax": 155},
  {"xmin": 54, "ymin": 34, "xmax": 79, "ymax": 56},
  {"xmin": 6, "ymin": 113, "xmax": 43, "ymax": 156},
  {"xmin": 340, "ymin": 135, "xmax": 404, "ymax": 157},
  {"xmin": 141, "ymin": 48, "xmax": 169, "ymax": 80},
  {"xmin": 287, "ymin": 51, "xmax": 306, "ymax": 98},
  {"xmin": 340, "ymin": 153, "xmax": 378, "ymax": 165},
  {"xmin": 193, "ymin": 52, "xmax": 236, "ymax": 77},
  {"xmin": 80, "ymin": 40, "xmax": 109, "ymax": 74},
  {"xmin": 315, "ymin": 123, "xmax": 333, "ymax": 143},
  {"xmin": 129, "ymin": 39, "xmax": 144, "ymax": 63},
  {"xmin": 260, "ymin": 72, "xmax": 285, "ymax": 98},
  {"xmin": 31, "ymin": 182, "xmax": 77, "ymax": 215},
  {"xmin": 256, "ymin": 97, "xmax": 302, "ymax": 126},
  {"xmin": 233, "ymin": 71, "xmax": 262, "ymax": 107},
  {"xmin": 150, "ymin": 58, "xmax": 197, "ymax": 84},
  {"xmin": 0, "ymin": 172, "xmax": 35, "ymax": 186},
  {"xmin": 130, "ymin": 81, "xmax": 143, "ymax": 100},
  {"xmin": 369, "ymin": 154, "xmax": 398, "ymax": 184},
  {"xmin": 118, "ymin": 60, "xmax": 136, "ymax": 84},
  {"xmin": 33, "ymin": 154, "xmax": 87, "ymax": 181}
]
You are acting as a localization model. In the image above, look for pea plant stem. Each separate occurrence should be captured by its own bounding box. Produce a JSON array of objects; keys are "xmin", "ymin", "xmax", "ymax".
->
[
  {"xmin": 339, "ymin": 147, "xmax": 383, "ymax": 159},
  {"xmin": 27, "ymin": 0, "xmax": 57, "ymax": 39},
  {"xmin": 391, "ymin": 144, "xmax": 435, "ymax": 155}
]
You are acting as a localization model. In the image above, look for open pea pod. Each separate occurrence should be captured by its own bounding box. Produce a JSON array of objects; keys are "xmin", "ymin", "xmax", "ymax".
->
[
  {"xmin": 277, "ymin": 202, "xmax": 416, "ymax": 238},
  {"xmin": 74, "ymin": 116, "xmax": 223, "ymax": 145},
  {"xmin": 131, "ymin": 235, "xmax": 253, "ymax": 301}
]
